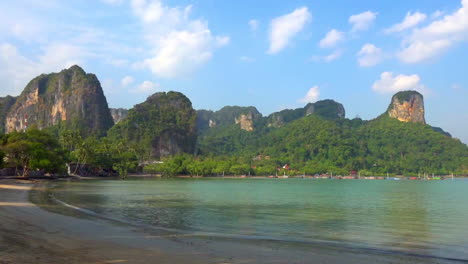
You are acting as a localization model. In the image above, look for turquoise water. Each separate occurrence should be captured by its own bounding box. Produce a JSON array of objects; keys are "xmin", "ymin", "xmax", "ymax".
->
[{"xmin": 50, "ymin": 178, "xmax": 468, "ymax": 260}]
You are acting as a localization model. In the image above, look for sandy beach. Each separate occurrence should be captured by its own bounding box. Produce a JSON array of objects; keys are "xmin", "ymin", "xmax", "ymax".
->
[{"xmin": 0, "ymin": 179, "xmax": 464, "ymax": 264}]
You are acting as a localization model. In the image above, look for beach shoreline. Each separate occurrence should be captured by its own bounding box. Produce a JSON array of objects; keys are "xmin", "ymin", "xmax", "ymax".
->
[{"xmin": 0, "ymin": 178, "xmax": 464, "ymax": 264}]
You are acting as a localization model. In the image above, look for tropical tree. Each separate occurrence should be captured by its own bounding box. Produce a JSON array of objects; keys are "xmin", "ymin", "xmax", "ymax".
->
[{"xmin": 1, "ymin": 128, "xmax": 67, "ymax": 176}]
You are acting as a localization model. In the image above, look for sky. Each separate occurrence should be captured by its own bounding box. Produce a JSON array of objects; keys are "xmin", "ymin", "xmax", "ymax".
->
[{"xmin": 0, "ymin": 0, "xmax": 467, "ymax": 143}]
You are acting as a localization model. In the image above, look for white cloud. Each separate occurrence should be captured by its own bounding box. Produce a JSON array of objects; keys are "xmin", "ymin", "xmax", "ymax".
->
[
  {"xmin": 0, "ymin": 2, "xmax": 138, "ymax": 96},
  {"xmin": 268, "ymin": 7, "xmax": 311, "ymax": 54},
  {"xmin": 349, "ymin": 11, "xmax": 377, "ymax": 32},
  {"xmin": 0, "ymin": 42, "xmax": 90, "ymax": 96},
  {"xmin": 131, "ymin": 0, "xmax": 166, "ymax": 24},
  {"xmin": 398, "ymin": 0, "xmax": 468, "ymax": 63},
  {"xmin": 299, "ymin": 86, "xmax": 320, "ymax": 103},
  {"xmin": 431, "ymin": 10, "xmax": 444, "ymax": 19},
  {"xmin": 143, "ymin": 29, "xmax": 229, "ymax": 78},
  {"xmin": 324, "ymin": 50, "xmax": 342, "ymax": 62},
  {"xmin": 319, "ymin": 29, "xmax": 344, "ymax": 48},
  {"xmin": 240, "ymin": 56, "xmax": 255, "ymax": 62},
  {"xmin": 121, "ymin": 76, "xmax": 134, "ymax": 87},
  {"xmin": 39, "ymin": 43, "xmax": 87, "ymax": 68},
  {"xmin": 0, "ymin": 5, "xmax": 49, "ymax": 43},
  {"xmin": 249, "ymin": 19, "xmax": 259, "ymax": 32},
  {"xmin": 132, "ymin": 0, "xmax": 229, "ymax": 78},
  {"xmin": 0, "ymin": 43, "xmax": 38, "ymax": 96},
  {"xmin": 130, "ymin": 81, "xmax": 160, "ymax": 94},
  {"xmin": 311, "ymin": 49, "xmax": 343, "ymax": 63},
  {"xmin": 385, "ymin": 11, "xmax": 427, "ymax": 33},
  {"xmin": 372, "ymin": 72, "xmax": 427, "ymax": 94},
  {"xmin": 398, "ymin": 40, "xmax": 451, "ymax": 63},
  {"xmin": 357, "ymin": 43, "xmax": 383, "ymax": 67}
]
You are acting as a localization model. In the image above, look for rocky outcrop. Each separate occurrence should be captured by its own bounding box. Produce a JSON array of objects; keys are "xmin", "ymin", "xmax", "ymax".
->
[
  {"xmin": 108, "ymin": 91, "xmax": 197, "ymax": 159},
  {"xmin": 266, "ymin": 99, "xmax": 345, "ymax": 128},
  {"xmin": 209, "ymin": 119, "xmax": 217, "ymax": 127},
  {"xmin": 0, "ymin": 96, "xmax": 17, "ymax": 134},
  {"xmin": 235, "ymin": 113, "xmax": 255, "ymax": 131},
  {"xmin": 387, "ymin": 91, "xmax": 425, "ymax": 124},
  {"xmin": 267, "ymin": 108, "xmax": 304, "ymax": 128},
  {"xmin": 196, "ymin": 110, "xmax": 216, "ymax": 132},
  {"xmin": 196, "ymin": 106, "xmax": 262, "ymax": 132},
  {"xmin": 110, "ymin": 108, "xmax": 128, "ymax": 124},
  {"xmin": 5, "ymin": 65, "xmax": 114, "ymax": 136},
  {"xmin": 198, "ymin": 100, "xmax": 345, "ymax": 131},
  {"xmin": 305, "ymin": 100, "xmax": 345, "ymax": 119}
]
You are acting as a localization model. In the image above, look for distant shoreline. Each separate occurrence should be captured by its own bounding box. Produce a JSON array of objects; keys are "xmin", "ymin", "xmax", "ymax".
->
[{"xmin": 1, "ymin": 173, "xmax": 467, "ymax": 181}]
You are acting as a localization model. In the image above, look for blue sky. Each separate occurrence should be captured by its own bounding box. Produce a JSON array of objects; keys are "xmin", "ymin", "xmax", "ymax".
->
[{"xmin": 0, "ymin": 0, "xmax": 467, "ymax": 143}]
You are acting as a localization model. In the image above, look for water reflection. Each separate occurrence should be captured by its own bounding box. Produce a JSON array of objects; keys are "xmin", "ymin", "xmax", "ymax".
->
[{"xmin": 50, "ymin": 178, "xmax": 468, "ymax": 259}]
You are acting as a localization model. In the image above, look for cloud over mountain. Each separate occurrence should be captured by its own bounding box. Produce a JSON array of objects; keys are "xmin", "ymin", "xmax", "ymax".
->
[{"xmin": 268, "ymin": 7, "xmax": 311, "ymax": 54}]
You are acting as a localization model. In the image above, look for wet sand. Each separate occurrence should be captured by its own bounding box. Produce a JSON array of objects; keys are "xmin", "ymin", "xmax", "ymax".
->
[{"xmin": 0, "ymin": 179, "xmax": 464, "ymax": 264}]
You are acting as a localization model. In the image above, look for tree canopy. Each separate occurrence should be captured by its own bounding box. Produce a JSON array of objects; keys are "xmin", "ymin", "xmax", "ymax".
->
[{"xmin": 0, "ymin": 128, "xmax": 67, "ymax": 176}]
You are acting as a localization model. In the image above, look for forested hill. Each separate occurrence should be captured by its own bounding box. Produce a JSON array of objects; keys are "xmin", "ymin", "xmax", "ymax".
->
[
  {"xmin": 107, "ymin": 91, "xmax": 197, "ymax": 160},
  {"xmin": 197, "ymin": 113, "xmax": 467, "ymax": 175},
  {"xmin": 0, "ymin": 65, "xmax": 466, "ymax": 176},
  {"xmin": 196, "ymin": 91, "xmax": 467, "ymax": 175}
]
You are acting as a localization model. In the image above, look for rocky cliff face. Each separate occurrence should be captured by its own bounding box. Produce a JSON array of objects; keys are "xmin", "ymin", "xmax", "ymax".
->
[
  {"xmin": 387, "ymin": 91, "xmax": 425, "ymax": 124},
  {"xmin": 196, "ymin": 110, "xmax": 216, "ymax": 131},
  {"xmin": 108, "ymin": 91, "xmax": 197, "ymax": 159},
  {"xmin": 196, "ymin": 106, "xmax": 262, "ymax": 132},
  {"xmin": 5, "ymin": 65, "xmax": 114, "ymax": 136},
  {"xmin": 235, "ymin": 113, "xmax": 255, "ymax": 131},
  {"xmin": 198, "ymin": 100, "xmax": 345, "ymax": 131},
  {"xmin": 110, "ymin": 108, "xmax": 128, "ymax": 124},
  {"xmin": 0, "ymin": 96, "xmax": 17, "ymax": 134}
]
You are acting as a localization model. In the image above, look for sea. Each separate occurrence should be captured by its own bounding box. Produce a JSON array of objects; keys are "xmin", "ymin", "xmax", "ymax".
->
[{"xmin": 44, "ymin": 178, "xmax": 468, "ymax": 260}]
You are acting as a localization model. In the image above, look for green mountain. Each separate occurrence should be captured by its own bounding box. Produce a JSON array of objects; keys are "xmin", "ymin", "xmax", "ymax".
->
[
  {"xmin": 196, "ymin": 91, "xmax": 467, "ymax": 175},
  {"xmin": 196, "ymin": 99, "xmax": 346, "ymax": 156},
  {"xmin": 4, "ymin": 65, "xmax": 114, "ymax": 137},
  {"xmin": 108, "ymin": 91, "xmax": 197, "ymax": 159},
  {"xmin": 197, "ymin": 100, "xmax": 345, "ymax": 132},
  {"xmin": 197, "ymin": 106, "xmax": 262, "ymax": 132},
  {"xmin": 1, "ymin": 65, "xmax": 465, "ymax": 175},
  {"xmin": 266, "ymin": 99, "xmax": 345, "ymax": 127}
]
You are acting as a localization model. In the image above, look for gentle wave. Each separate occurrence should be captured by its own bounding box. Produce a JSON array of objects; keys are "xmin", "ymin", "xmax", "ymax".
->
[{"xmin": 49, "ymin": 193, "xmax": 468, "ymax": 263}]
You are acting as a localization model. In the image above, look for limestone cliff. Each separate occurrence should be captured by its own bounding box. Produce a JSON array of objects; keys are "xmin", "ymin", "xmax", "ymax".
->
[
  {"xmin": 5, "ymin": 65, "xmax": 114, "ymax": 136},
  {"xmin": 108, "ymin": 91, "xmax": 197, "ymax": 159},
  {"xmin": 110, "ymin": 108, "xmax": 129, "ymax": 124},
  {"xmin": 196, "ymin": 110, "xmax": 216, "ymax": 131},
  {"xmin": 235, "ymin": 113, "xmax": 255, "ymax": 131},
  {"xmin": 387, "ymin": 91, "xmax": 425, "ymax": 124},
  {"xmin": 0, "ymin": 96, "xmax": 17, "ymax": 134},
  {"xmin": 196, "ymin": 106, "xmax": 262, "ymax": 132}
]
